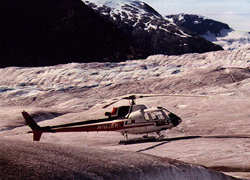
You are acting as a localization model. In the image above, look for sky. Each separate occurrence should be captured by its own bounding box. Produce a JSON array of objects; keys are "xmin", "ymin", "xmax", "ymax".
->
[{"xmin": 143, "ymin": 0, "xmax": 250, "ymax": 31}]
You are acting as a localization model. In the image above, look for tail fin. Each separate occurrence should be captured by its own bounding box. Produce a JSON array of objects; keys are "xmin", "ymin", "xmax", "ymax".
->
[{"xmin": 22, "ymin": 111, "xmax": 43, "ymax": 141}]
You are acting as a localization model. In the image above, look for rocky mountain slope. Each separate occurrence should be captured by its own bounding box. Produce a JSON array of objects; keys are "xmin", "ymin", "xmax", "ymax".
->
[
  {"xmin": 0, "ymin": 0, "xmax": 147, "ymax": 67},
  {"xmin": 83, "ymin": 0, "xmax": 222, "ymax": 57},
  {"xmin": 166, "ymin": 14, "xmax": 250, "ymax": 50}
]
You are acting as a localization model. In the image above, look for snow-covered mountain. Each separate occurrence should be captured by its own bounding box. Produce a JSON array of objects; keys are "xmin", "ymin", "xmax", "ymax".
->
[
  {"xmin": 84, "ymin": 0, "xmax": 167, "ymax": 31},
  {"xmin": 166, "ymin": 14, "xmax": 250, "ymax": 50},
  {"xmin": 83, "ymin": 0, "xmax": 222, "ymax": 56}
]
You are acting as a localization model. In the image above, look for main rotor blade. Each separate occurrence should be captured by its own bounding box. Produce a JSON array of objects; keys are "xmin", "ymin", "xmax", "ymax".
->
[
  {"xmin": 102, "ymin": 100, "xmax": 121, "ymax": 109},
  {"xmin": 102, "ymin": 95, "xmax": 136, "ymax": 108},
  {"xmin": 136, "ymin": 94, "xmax": 209, "ymax": 98},
  {"xmin": 102, "ymin": 93, "xmax": 209, "ymax": 108}
]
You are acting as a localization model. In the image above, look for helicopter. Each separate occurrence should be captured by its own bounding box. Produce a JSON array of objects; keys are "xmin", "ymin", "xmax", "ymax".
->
[{"xmin": 22, "ymin": 94, "xmax": 204, "ymax": 142}]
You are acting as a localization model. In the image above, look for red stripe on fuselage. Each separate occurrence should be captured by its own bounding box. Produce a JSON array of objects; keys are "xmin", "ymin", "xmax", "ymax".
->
[{"xmin": 51, "ymin": 121, "xmax": 155, "ymax": 133}]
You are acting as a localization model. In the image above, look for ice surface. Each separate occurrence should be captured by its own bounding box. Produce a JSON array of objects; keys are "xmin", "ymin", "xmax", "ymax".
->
[{"xmin": 0, "ymin": 48, "xmax": 249, "ymax": 179}]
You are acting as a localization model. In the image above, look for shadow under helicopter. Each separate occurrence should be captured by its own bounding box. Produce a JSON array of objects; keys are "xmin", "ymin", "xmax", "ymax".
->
[{"xmin": 118, "ymin": 135, "xmax": 250, "ymax": 152}]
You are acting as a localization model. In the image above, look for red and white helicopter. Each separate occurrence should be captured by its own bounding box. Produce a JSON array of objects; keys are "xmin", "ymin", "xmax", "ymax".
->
[{"xmin": 22, "ymin": 94, "xmax": 202, "ymax": 142}]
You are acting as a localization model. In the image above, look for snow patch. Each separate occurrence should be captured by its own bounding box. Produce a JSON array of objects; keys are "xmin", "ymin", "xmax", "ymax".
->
[
  {"xmin": 194, "ymin": 20, "xmax": 200, "ymax": 24},
  {"xmin": 178, "ymin": 14, "xmax": 184, "ymax": 21}
]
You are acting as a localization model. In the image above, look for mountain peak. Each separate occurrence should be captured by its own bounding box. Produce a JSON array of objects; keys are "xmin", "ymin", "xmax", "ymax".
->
[{"xmin": 84, "ymin": 0, "xmax": 222, "ymax": 55}]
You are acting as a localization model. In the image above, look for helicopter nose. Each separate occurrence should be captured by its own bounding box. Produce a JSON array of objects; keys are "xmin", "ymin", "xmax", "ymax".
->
[{"xmin": 169, "ymin": 113, "xmax": 182, "ymax": 127}]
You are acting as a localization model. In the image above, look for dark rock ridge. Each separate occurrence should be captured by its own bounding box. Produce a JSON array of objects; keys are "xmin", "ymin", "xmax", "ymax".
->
[
  {"xmin": 0, "ymin": 0, "xmax": 140, "ymax": 67},
  {"xmin": 166, "ymin": 14, "xmax": 231, "ymax": 36},
  {"xmin": 84, "ymin": 0, "xmax": 223, "ymax": 56}
]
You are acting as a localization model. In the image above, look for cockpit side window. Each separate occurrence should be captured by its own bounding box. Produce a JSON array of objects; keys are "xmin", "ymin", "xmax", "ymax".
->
[{"xmin": 151, "ymin": 111, "xmax": 165, "ymax": 120}]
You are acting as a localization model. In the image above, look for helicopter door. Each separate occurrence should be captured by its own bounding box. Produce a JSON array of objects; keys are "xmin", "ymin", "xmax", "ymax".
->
[{"xmin": 144, "ymin": 113, "xmax": 151, "ymax": 121}]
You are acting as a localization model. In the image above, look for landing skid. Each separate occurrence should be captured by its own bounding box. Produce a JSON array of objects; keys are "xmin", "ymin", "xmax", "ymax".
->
[{"xmin": 119, "ymin": 136, "xmax": 158, "ymax": 145}]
